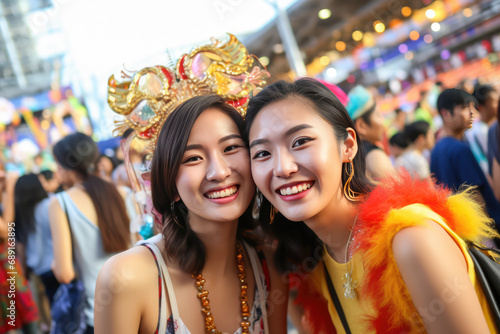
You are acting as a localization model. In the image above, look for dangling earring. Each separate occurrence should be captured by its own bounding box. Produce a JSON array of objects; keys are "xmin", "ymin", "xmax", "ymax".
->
[
  {"xmin": 171, "ymin": 201, "xmax": 184, "ymax": 228},
  {"xmin": 343, "ymin": 158, "xmax": 363, "ymax": 202},
  {"xmin": 252, "ymin": 188, "xmax": 263, "ymax": 220},
  {"xmin": 269, "ymin": 205, "xmax": 278, "ymax": 224}
]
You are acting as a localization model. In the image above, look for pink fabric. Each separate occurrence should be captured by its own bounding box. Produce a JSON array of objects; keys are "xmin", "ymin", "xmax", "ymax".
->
[{"xmin": 316, "ymin": 79, "xmax": 349, "ymax": 106}]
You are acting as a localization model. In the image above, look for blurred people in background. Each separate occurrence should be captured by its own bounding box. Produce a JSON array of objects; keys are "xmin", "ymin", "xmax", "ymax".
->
[
  {"xmin": 49, "ymin": 132, "xmax": 132, "ymax": 333},
  {"xmin": 347, "ymin": 85, "xmax": 394, "ymax": 180},
  {"xmin": 392, "ymin": 108, "xmax": 406, "ymax": 132},
  {"xmin": 388, "ymin": 132, "xmax": 409, "ymax": 160},
  {"xmin": 0, "ymin": 168, "xmax": 39, "ymax": 334},
  {"xmin": 431, "ymin": 88, "xmax": 500, "ymax": 246},
  {"xmin": 466, "ymin": 84, "xmax": 499, "ymax": 178},
  {"xmin": 31, "ymin": 154, "xmax": 44, "ymax": 174},
  {"xmin": 14, "ymin": 174, "xmax": 59, "ymax": 304},
  {"xmin": 457, "ymin": 78, "xmax": 475, "ymax": 94},
  {"xmin": 488, "ymin": 103, "xmax": 500, "ymax": 202},
  {"xmin": 395, "ymin": 121, "xmax": 434, "ymax": 180},
  {"xmin": 97, "ymin": 154, "xmax": 116, "ymax": 183},
  {"xmin": 38, "ymin": 170, "xmax": 62, "ymax": 194},
  {"xmin": 414, "ymin": 92, "xmax": 434, "ymax": 128}
]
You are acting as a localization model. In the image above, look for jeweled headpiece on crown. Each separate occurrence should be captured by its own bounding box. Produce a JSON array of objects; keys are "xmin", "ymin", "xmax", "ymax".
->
[{"xmin": 108, "ymin": 33, "xmax": 270, "ymax": 152}]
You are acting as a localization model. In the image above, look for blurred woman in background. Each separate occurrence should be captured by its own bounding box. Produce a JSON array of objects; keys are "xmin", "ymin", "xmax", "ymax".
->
[
  {"xmin": 49, "ymin": 132, "xmax": 132, "ymax": 333},
  {"xmin": 0, "ymin": 167, "xmax": 39, "ymax": 334},
  {"xmin": 15, "ymin": 174, "xmax": 59, "ymax": 304}
]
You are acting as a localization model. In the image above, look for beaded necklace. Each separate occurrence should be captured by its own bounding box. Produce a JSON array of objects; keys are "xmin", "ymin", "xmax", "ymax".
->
[{"xmin": 193, "ymin": 242, "xmax": 250, "ymax": 334}]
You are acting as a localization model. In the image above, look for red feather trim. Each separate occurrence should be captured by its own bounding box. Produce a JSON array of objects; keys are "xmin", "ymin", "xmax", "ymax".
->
[
  {"xmin": 355, "ymin": 172, "xmax": 458, "ymax": 333},
  {"xmin": 290, "ymin": 272, "xmax": 337, "ymax": 334}
]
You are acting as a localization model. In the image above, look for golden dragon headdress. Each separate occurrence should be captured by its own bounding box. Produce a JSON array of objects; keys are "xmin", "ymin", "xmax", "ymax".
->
[{"xmin": 107, "ymin": 34, "xmax": 270, "ymax": 151}]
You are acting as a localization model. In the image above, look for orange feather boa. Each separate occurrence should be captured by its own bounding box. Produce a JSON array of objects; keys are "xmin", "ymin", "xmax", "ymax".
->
[{"xmin": 293, "ymin": 173, "xmax": 498, "ymax": 333}]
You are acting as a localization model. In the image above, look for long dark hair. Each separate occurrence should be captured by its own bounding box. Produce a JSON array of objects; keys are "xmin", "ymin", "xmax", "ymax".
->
[
  {"xmin": 53, "ymin": 132, "xmax": 130, "ymax": 253},
  {"xmin": 14, "ymin": 174, "xmax": 48, "ymax": 244},
  {"xmin": 151, "ymin": 95, "xmax": 256, "ymax": 275},
  {"xmin": 245, "ymin": 78, "xmax": 373, "ymax": 273}
]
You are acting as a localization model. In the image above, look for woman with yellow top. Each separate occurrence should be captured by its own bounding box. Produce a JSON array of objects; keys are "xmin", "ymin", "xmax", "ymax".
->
[{"xmin": 245, "ymin": 78, "xmax": 499, "ymax": 334}]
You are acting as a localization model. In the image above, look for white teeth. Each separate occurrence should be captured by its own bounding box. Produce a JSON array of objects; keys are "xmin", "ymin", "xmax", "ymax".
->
[
  {"xmin": 207, "ymin": 186, "xmax": 237, "ymax": 199},
  {"xmin": 279, "ymin": 182, "xmax": 312, "ymax": 196}
]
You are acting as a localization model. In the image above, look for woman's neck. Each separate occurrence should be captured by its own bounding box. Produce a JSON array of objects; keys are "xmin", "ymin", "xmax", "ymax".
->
[
  {"xmin": 189, "ymin": 216, "xmax": 239, "ymax": 275},
  {"xmin": 304, "ymin": 195, "xmax": 359, "ymax": 263}
]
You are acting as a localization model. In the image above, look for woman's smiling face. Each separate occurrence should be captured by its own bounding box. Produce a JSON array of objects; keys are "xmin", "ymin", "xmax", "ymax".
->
[
  {"xmin": 175, "ymin": 107, "xmax": 254, "ymax": 224},
  {"xmin": 249, "ymin": 97, "xmax": 347, "ymax": 222}
]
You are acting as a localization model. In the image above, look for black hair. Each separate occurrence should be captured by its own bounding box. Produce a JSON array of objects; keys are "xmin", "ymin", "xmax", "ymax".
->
[
  {"xmin": 53, "ymin": 132, "xmax": 131, "ymax": 252},
  {"xmin": 473, "ymin": 84, "xmax": 496, "ymax": 106},
  {"xmin": 40, "ymin": 170, "xmax": 54, "ymax": 180},
  {"xmin": 389, "ymin": 132, "xmax": 410, "ymax": 149},
  {"xmin": 98, "ymin": 154, "xmax": 118, "ymax": 171},
  {"xmin": 245, "ymin": 78, "xmax": 373, "ymax": 273},
  {"xmin": 403, "ymin": 120, "xmax": 430, "ymax": 144},
  {"xmin": 437, "ymin": 88, "xmax": 475, "ymax": 117},
  {"xmin": 358, "ymin": 104, "xmax": 376, "ymax": 126},
  {"xmin": 151, "ymin": 94, "xmax": 256, "ymax": 275},
  {"xmin": 14, "ymin": 174, "xmax": 48, "ymax": 244}
]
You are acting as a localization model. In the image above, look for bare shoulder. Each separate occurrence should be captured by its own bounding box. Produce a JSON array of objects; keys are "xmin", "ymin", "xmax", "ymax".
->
[
  {"xmin": 97, "ymin": 245, "xmax": 159, "ymax": 294},
  {"xmin": 48, "ymin": 195, "xmax": 61, "ymax": 212},
  {"xmin": 95, "ymin": 244, "xmax": 166, "ymax": 333},
  {"xmin": 392, "ymin": 219, "xmax": 466, "ymax": 270}
]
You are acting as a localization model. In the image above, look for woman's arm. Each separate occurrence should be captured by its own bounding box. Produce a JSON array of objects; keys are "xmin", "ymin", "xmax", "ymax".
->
[
  {"xmin": 393, "ymin": 219, "xmax": 490, "ymax": 334},
  {"xmin": 262, "ymin": 248, "xmax": 289, "ymax": 334},
  {"xmin": 48, "ymin": 196, "xmax": 75, "ymax": 284},
  {"xmin": 491, "ymin": 157, "xmax": 500, "ymax": 202},
  {"xmin": 94, "ymin": 246, "xmax": 163, "ymax": 334},
  {"xmin": 3, "ymin": 172, "xmax": 19, "ymax": 224}
]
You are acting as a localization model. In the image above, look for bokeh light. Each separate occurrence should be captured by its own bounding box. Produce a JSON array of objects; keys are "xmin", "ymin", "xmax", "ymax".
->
[
  {"xmin": 441, "ymin": 50, "xmax": 451, "ymax": 60},
  {"xmin": 326, "ymin": 67, "xmax": 337, "ymax": 78},
  {"xmin": 320, "ymin": 56, "xmax": 330, "ymax": 66},
  {"xmin": 424, "ymin": 34, "xmax": 433, "ymax": 43},
  {"xmin": 431, "ymin": 22, "xmax": 441, "ymax": 32},
  {"xmin": 318, "ymin": 9, "xmax": 332, "ymax": 20},
  {"xmin": 336, "ymin": 41, "xmax": 346, "ymax": 52},
  {"xmin": 259, "ymin": 56, "xmax": 270, "ymax": 67},
  {"xmin": 374, "ymin": 21, "xmax": 386, "ymax": 33},
  {"xmin": 410, "ymin": 31, "xmax": 420, "ymax": 41},
  {"xmin": 401, "ymin": 6, "xmax": 412, "ymax": 17},
  {"xmin": 352, "ymin": 30, "xmax": 363, "ymax": 42}
]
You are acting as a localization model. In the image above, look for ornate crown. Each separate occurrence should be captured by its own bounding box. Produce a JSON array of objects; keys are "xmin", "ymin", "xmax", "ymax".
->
[{"xmin": 107, "ymin": 34, "xmax": 270, "ymax": 151}]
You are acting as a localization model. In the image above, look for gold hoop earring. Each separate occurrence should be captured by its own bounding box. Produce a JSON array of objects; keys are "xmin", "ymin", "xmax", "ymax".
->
[
  {"xmin": 343, "ymin": 159, "xmax": 363, "ymax": 202},
  {"xmin": 270, "ymin": 205, "xmax": 278, "ymax": 224}
]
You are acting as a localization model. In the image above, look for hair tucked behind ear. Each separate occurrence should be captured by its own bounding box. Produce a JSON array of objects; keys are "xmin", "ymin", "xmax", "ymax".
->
[
  {"xmin": 151, "ymin": 95, "xmax": 256, "ymax": 275},
  {"xmin": 246, "ymin": 78, "xmax": 373, "ymax": 273}
]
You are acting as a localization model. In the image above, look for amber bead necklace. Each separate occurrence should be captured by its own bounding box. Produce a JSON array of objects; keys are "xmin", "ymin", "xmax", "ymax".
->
[{"xmin": 193, "ymin": 242, "xmax": 250, "ymax": 334}]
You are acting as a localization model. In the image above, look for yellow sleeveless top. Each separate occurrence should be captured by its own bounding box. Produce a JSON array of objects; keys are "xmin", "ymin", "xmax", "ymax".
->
[{"xmin": 316, "ymin": 204, "xmax": 498, "ymax": 333}]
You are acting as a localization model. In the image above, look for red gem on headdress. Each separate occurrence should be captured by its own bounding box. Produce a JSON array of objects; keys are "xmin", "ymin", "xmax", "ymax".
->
[
  {"xmin": 138, "ymin": 128, "xmax": 153, "ymax": 138},
  {"xmin": 178, "ymin": 55, "xmax": 188, "ymax": 80},
  {"xmin": 227, "ymin": 96, "xmax": 248, "ymax": 108},
  {"xmin": 157, "ymin": 66, "xmax": 174, "ymax": 86}
]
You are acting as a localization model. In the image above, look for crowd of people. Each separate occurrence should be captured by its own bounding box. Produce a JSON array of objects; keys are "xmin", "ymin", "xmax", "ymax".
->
[{"xmin": 1, "ymin": 67, "xmax": 500, "ymax": 333}]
